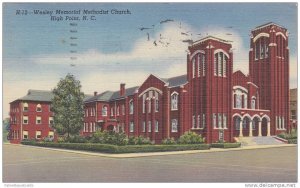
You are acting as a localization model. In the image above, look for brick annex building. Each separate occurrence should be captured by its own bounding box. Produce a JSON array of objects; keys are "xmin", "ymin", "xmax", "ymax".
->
[{"xmin": 9, "ymin": 22, "xmax": 291, "ymax": 144}]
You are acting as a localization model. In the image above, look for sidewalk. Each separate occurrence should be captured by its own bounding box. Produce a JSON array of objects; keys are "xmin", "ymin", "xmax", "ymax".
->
[{"xmin": 5, "ymin": 143, "xmax": 297, "ymax": 158}]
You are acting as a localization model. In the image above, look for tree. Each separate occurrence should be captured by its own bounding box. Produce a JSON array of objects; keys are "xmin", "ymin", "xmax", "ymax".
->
[
  {"xmin": 3, "ymin": 118, "xmax": 10, "ymax": 142},
  {"xmin": 51, "ymin": 74, "xmax": 84, "ymax": 138}
]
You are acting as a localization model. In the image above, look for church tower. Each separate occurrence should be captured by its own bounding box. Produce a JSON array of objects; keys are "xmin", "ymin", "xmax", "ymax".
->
[
  {"xmin": 249, "ymin": 22, "xmax": 290, "ymax": 134},
  {"xmin": 187, "ymin": 36, "xmax": 233, "ymax": 143}
]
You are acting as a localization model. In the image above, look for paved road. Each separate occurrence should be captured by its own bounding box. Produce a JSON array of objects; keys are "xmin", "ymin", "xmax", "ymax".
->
[{"xmin": 3, "ymin": 144, "xmax": 297, "ymax": 182}]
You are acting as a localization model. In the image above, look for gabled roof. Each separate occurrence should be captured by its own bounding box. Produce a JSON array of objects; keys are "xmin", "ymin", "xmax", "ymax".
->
[
  {"xmin": 84, "ymin": 86, "xmax": 139, "ymax": 103},
  {"xmin": 192, "ymin": 36, "xmax": 232, "ymax": 46},
  {"xmin": 252, "ymin": 22, "xmax": 286, "ymax": 31},
  {"xmin": 17, "ymin": 90, "xmax": 54, "ymax": 102},
  {"xmin": 232, "ymin": 70, "xmax": 248, "ymax": 79},
  {"xmin": 110, "ymin": 86, "xmax": 139, "ymax": 100},
  {"xmin": 84, "ymin": 91, "xmax": 114, "ymax": 103},
  {"xmin": 161, "ymin": 74, "xmax": 188, "ymax": 87}
]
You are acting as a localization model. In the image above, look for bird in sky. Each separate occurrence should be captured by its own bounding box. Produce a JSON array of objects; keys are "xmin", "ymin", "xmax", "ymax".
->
[
  {"xmin": 139, "ymin": 27, "xmax": 151, "ymax": 31},
  {"xmin": 160, "ymin": 19, "xmax": 174, "ymax": 24}
]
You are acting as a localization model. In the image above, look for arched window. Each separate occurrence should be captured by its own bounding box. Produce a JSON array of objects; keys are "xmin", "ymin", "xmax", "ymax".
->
[
  {"xmin": 102, "ymin": 105, "xmax": 107, "ymax": 116},
  {"xmin": 36, "ymin": 104, "xmax": 42, "ymax": 112},
  {"xmin": 214, "ymin": 52, "xmax": 227, "ymax": 77},
  {"xmin": 129, "ymin": 100, "xmax": 134, "ymax": 114},
  {"xmin": 171, "ymin": 119, "xmax": 178, "ymax": 132},
  {"xmin": 23, "ymin": 103, "xmax": 28, "ymax": 112},
  {"xmin": 171, "ymin": 93, "xmax": 178, "ymax": 110},
  {"xmin": 198, "ymin": 54, "xmax": 201, "ymax": 77}
]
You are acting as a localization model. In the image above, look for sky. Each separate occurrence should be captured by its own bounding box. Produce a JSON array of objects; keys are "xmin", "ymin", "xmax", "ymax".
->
[{"xmin": 2, "ymin": 3, "xmax": 298, "ymax": 119}]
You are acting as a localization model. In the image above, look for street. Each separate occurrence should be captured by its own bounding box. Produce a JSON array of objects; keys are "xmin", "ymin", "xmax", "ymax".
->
[{"xmin": 3, "ymin": 144, "xmax": 297, "ymax": 182}]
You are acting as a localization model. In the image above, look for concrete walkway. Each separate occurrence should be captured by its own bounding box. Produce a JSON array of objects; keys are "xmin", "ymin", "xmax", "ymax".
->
[{"xmin": 5, "ymin": 143, "xmax": 296, "ymax": 158}]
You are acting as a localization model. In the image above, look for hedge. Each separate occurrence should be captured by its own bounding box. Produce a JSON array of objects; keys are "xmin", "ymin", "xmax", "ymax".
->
[
  {"xmin": 21, "ymin": 140, "xmax": 210, "ymax": 153},
  {"xmin": 210, "ymin": 142, "xmax": 241, "ymax": 148},
  {"xmin": 287, "ymin": 139, "xmax": 297, "ymax": 144}
]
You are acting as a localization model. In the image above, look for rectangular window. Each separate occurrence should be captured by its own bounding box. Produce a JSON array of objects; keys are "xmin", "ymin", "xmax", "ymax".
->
[
  {"xmin": 23, "ymin": 116, "xmax": 28, "ymax": 124},
  {"xmin": 171, "ymin": 119, "xmax": 178, "ymax": 132},
  {"xmin": 49, "ymin": 117, "xmax": 54, "ymax": 125},
  {"xmin": 117, "ymin": 106, "xmax": 120, "ymax": 116},
  {"xmin": 198, "ymin": 55, "xmax": 201, "ymax": 77},
  {"xmin": 142, "ymin": 121, "xmax": 145, "ymax": 132},
  {"xmin": 111, "ymin": 107, "xmax": 114, "ymax": 116},
  {"xmin": 192, "ymin": 115, "xmax": 196, "ymax": 128},
  {"xmin": 155, "ymin": 121, "xmax": 159, "ymax": 132},
  {"xmin": 218, "ymin": 113, "xmax": 222, "ymax": 128},
  {"xmin": 192, "ymin": 58, "xmax": 195, "ymax": 78},
  {"xmin": 218, "ymin": 53, "xmax": 222, "ymax": 76},
  {"xmin": 148, "ymin": 100, "xmax": 151, "ymax": 113},
  {"xmin": 276, "ymin": 116, "xmax": 278, "ymax": 129},
  {"xmin": 223, "ymin": 114, "xmax": 227, "ymax": 128},
  {"xmin": 213, "ymin": 113, "xmax": 216, "ymax": 128},
  {"xmin": 36, "ymin": 116, "xmax": 42, "ymax": 124},
  {"xmin": 202, "ymin": 114, "xmax": 206, "ymax": 128},
  {"xmin": 282, "ymin": 117, "xmax": 285, "ymax": 129},
  {"xmin": 214, "ymin": 54, "xmax": 217, "ymax": 76},
  {"xmin": 129, "ymin": 122, "xmax": 134, "ymax": 132},
  {"xmin": 142, "ymin": 94, "xmax": 146, "ymax": 113},
  {"xmin": 48, "ymin": 131, "xmax": 54, "ymax": 138},
  {"xmin": 197, "ymin": 115, "xmax": 201, "ymax": 128},
  {"xmin": 148, "ymin": 121, "xmax": 152, "ymax": 132},
  {"xmin": 36, "ymin": 131, "xmax": 41, "ymax": 139},
  {"xmin": 23, "ymin": 131, "xmax": 28, "ymax": 139}
]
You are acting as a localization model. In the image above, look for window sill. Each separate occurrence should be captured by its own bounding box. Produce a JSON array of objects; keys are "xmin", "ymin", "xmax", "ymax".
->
[{"xmin": 191, "ymin": 128, "xmax": 204, "ymax": 130}]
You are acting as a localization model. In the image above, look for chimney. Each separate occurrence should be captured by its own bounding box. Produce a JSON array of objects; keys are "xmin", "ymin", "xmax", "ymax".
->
[
  {"xmin": 120, "ymin": 83, "xmax": 125, "ymax": 97},
  {"xmin": 94, "ymin": 91, "xmax": 98, "ymax": 96}
]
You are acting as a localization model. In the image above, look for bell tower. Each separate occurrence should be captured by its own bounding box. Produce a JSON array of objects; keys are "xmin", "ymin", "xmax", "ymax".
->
[
  {"xmin": 249, "ymin": 22, "xmax": 290, "ymax": 134},
  {"xmin": 187, "ymin": 36, "xmax": 233, "ymax": 143}
]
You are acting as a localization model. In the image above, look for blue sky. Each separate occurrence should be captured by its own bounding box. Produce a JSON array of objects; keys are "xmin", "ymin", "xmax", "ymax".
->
[{"xmin": 3, "ymin": 3, "xmax": 298, "ymax": 118}]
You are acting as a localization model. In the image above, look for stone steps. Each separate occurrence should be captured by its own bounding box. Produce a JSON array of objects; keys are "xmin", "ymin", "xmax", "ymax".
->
[{"xmin": 235, "ymin": 136, "xmax": 285, "ymax": 146}]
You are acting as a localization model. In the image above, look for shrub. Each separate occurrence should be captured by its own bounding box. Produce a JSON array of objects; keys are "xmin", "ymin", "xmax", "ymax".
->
[
  {"xmin": 21, "ymin": 141, "xmax": 210, "ymax": 153},
  {"xmin": 287, "ymin": 139, "xmax": 297, "ymax": 144},
  {"xmin": 162, "ymin": 137, "xmax": 176, "ymax": 145},
  {"xmin": 128, "ymin": 136, "xmax": 152, "ymax": 145},
  {"xmin": 177, "ymin": 131, "xmax": 204, "ymax": 144},
  {"xmin": 66, "ymin": 135, "xmax": 88, "ymax": 143},
  {"xmin": 277, "ymin": 129, "xmax": 297, "ymax": 141},
  {"xmin": 43, "ymin": 136, "xmax": 54, "ymax": 142},
  {"xmin": 90, "ymin": 131, "xmax": 128, "ymax": 146}
]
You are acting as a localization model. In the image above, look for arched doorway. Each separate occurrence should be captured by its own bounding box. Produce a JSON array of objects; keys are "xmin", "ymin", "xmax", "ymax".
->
[
  {"xmin": 233, "ymin": 116, "xmax": 242, "ymax": 137},
  {"xmin": 261, "ymin": 118, "xmax": 268, "ymax": 136},
  {"xmin": 252, "ymin": 116, "xmax": 260, "ymax": 136},
  {"xmin": 242, "ymin": 116, "xmax": 251, "ymax": 137}
]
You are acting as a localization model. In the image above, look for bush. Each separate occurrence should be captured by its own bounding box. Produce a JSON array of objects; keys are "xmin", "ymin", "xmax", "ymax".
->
[
  {"xmin": 177, "ymin": 131, "xmax": 204, "ymax": 144},
  {"xmin": 287, "ymin": 139, "xmax": 297, "ymax": 144},
  {"xmin": 211, "ymin": 142, "xmax": 241, "ymax": 148},
  {"xmin": 90, "ymin": 131, "xmax": 128, "ymax": 146},
  {"xmin": 277, "ymin": 129, "xmax": 297, "ymax": 141},
  {"xmin": 43, "ymin": 136, "xmax": 54, "ymax": 142},
  {"xmin": 66, "ymin": 135, "xmax": 88, "ymax": 143},
  {"xmin": 128, "ymin": 136, "xmax": 152, "ymax": 145},
  {"xmin": 162, "ymin": 137, "xmax": 176, "ymax": 145},
  {"xmin": 21, "ymin": 141, "xmax": 210, "ymax": 153}
]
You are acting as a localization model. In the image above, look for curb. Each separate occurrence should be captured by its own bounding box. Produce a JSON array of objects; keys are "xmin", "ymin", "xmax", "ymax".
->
[{"xmin": 7, "ymin": 143, "xmax": 297, "ymax": 158}]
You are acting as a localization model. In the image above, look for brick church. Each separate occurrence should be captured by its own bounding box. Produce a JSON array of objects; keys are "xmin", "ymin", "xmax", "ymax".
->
[{"xmin": 8, "ymin": 22, "xmax": 291, "ymax": 144}]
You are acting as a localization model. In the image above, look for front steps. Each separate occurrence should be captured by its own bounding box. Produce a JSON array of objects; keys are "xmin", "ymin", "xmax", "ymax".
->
[{"xmin": 235, "ymin": 136, "xmax": 286, "ymax": 146}]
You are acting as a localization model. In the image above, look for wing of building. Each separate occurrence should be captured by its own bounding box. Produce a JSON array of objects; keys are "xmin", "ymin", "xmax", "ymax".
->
[{"xmin": 8, "ymin": 22, "xmax": 292, "ymax": 144}]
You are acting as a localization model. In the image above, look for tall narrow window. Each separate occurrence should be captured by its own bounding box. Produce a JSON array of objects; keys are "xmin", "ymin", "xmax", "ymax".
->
[
  {"xmin": 122, "ymin": 105, "xmax": 125, "ymax": 115},
  {"xmin": 171, "ymin": 93, "xmax": 178, "ymax": 110},
  {"xmin": 148, "ymin": 99, "xmax": 151, "ymax": 113},
  {"xmin": 171, "ymin": 119, "xmax": 178, "ymax": 132},
  {"xmin": 213, "ymin": 113, "xmax": 216, "ymax": 128},
  {"xmin": 155, "ymin": 120, "xmax": 159, "ymax": 132},
  {"xmin": 129, "ymin": 121, "xmax": 134, "ymax": 132},
  {"xmin": 192, "ymin": 115, "xmax": 196, "ymax": 128},
  {"xmin": 102, "ymin": 106, "xmax": 107, "ymax": 116},
  {"xmin": 197, "ymin": 115, "xmax": 201, "ymax": 128},
  {"xmin": 142, "ymin": 94, "xmax": 146, "ymax": 113},
  {"xmin": 236, "ymin": 95, "xmax": 242, "ymax": 108},
  {"xmin": 260, "ymin": 39, "xmax": 264, "ymax": 59},
  {"xmin": 223, "ymin": 114, "xmax": 227, "ymax": 128},
  {"xmin": 282, "ymin": 117, "xmax": 285, "ymax": 129},
  {"xmin": 192, "ymin": 58, "xmax": 196, "ymax": 78},
  {"xmin": 214, "ymin": 54, "xmax": 218, "ymax": 75},
  {"xmin": 251, "ymin": 98, "xmax": 256, "ymax": 109},
  {"xmin": 117, "ymin": 106, "xmax": 120, "ymax": 116},
  {"xmin": 218, "ymin": 52, "xmax": 222, "ymax": 76},
  {"xmin": 155, "ymin": 92, "xmax": 159, "ymax": 112},
  {"xmin": 255, "ymin": 42, "xmax": 260, "ymax": 60},
  {"xmin": 111, "ymin": 107, "xmax": 114, "ymax": 116},
  {"xmin": 218, "ymin": 113, "xmax": 222, "ymax": 128},
  {"xmin": 148, "ymin": 121, "xmax": 152, "ymax": 132},
  {"xmin": 129, "ymin": 100, "xmax": 134, "ymax": 114},
  {"xmin": 198, "ymin": 54, "xmax": 201, "ymax": 77},
  {"xmin": 244, "ymin": 95, "xmax": 247, "ymax": 109},
  {"xmin": 202, "ymin": 54, "xmax": 206, "ymax": 76},
  {"xmin": 142, "ymin": 121, "xmax": 145, "ymax": 132},
  {"xmin": 202, "ymin": 114, "xmax": 206, "ymax": 128},
  {"xmin": 223, "ymin": 55, "xmax": 227, "ymax": 77}
]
